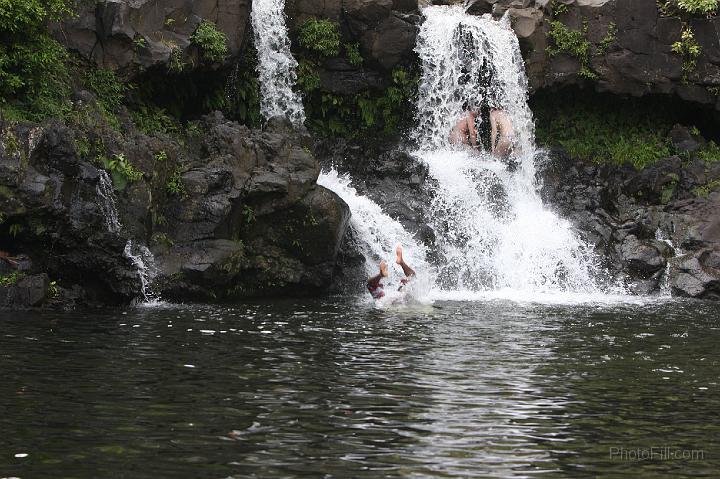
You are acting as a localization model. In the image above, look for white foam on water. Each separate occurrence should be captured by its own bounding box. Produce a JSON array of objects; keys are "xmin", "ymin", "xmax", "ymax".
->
[{"xmin": 252, "ymin": 0, "xmax": 306, "ymax": 125}]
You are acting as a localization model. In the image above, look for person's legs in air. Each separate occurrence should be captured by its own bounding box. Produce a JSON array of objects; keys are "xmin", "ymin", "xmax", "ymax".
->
[{"xmin": 395, "ymin": 245, "xmax": 416, "ymax": 278}]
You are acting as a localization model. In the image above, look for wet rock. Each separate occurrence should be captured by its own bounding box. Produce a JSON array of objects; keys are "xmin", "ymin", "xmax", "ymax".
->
[
  {"xmin": 670, "ymin": 248, "xmax": 720, "ymax": 299},
  {"xmin": 616, "ymin": 235, "xmax": 668, "ymax": 279},
  {"xmin": 0, "ymin": 274, "xmax": 49, "ymax": 308},
  {"xmin": 53, "ymin": 0, "xmax": 250, "ymax": 74},
  {"xmin": 154, "ymin": 114, "xmax": 350, "ymax": 301}
]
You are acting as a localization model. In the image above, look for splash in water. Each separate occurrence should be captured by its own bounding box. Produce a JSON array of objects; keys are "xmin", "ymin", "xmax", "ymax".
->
[
  {"xmin": 318, "ymin": 168, "xmax": 433, "ymax": 301},
  {"xmin": 251, "ymin": 0, "xmax": 306, "ymax": 125}
]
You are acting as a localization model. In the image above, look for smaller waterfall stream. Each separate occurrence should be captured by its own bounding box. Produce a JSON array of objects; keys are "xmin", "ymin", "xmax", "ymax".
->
[
  {"xmin": 251, "ymin": 0, "xmax": 306, "ymax": 124},
  {"xmin": 123, "ymin": 240, "xmax": 160, "ymax": 303},
  {"xmin": 96, "ymin": 171, "xmax": 122, "ymax": 234}
]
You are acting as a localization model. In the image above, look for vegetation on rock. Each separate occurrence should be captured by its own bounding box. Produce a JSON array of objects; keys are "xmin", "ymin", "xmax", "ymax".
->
[
  {"xmin": 546, "ymin": 20, "xmax": 597, "ymax": 80},
  {"xmin": 298, "ymin": 18, "xmax": 341, "ymax": 57},
  {"xmin": 0, "ymin": 0, "xmax": 73, "ymax": 120},
  {"xmin": 191, "ymin": 20, "xmax": 229, "ymax": 63},
  {"xmin": 676, "ymin": 0, "xmax": 718, "ymax": 14}
]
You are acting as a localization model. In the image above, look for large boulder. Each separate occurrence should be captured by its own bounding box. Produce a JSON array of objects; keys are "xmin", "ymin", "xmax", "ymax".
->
[
  {"xmin": 670, "ymin": 248, "xmax": 720, "ymax": 299},
  {"xmin": 153, "ymin": 114, "xmax": 350, "ymax": 300},
  {"xmin": 0, "ymin": 121, "xmax": 143, "ymax": 304}
]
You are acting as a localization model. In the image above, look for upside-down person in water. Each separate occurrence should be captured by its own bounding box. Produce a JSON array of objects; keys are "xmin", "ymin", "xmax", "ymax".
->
[{"xmin": 367, "ymin": 245, "xmax": 416, "ymax": 300}]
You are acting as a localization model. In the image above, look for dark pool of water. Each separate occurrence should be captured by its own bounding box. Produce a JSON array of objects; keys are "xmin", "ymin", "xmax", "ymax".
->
[{"xmin": 1, "ymin": 297, "xmax": 719, "ymax": 478}]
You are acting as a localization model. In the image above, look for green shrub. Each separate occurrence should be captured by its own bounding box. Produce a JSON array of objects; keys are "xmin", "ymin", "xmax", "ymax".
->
[
  {"xmin": 298, "ymin": 18, "xmax": 340, "ymax": 57},
  {"xmin": 0, "ymin": 0, "xmax": 73, "ymax": 120},
  {"xmin": 0, "ymin": 271, "xmax": 25, "ymax": 287},
  {"xmin": 676, "ymin": 0, "xmax": 718, "ymax": 14},
  {"xmin": 672, "ymin": 26, "xmax": 702, "ymax": 76},
  {"xmin": 191, "ymin": 20, "xmax": 228, "ymax": 63},
  {"xmin": 547, "ymin": 20, "xmax": 597, "ymax": 80},
  {"xmin": 698, "ymin": 141, "xmax": 720, "ymax": 162},
  {"xmin": 84, "ymin": 68, "xmax": 125, "ymax": 112},
  {"xmin": 166, "ymin": 168, "xmax": 186, "ymax": 197},
  {"xmin": 101, "ymin": 153, "xmax": 143, "ymax": 190},
  {"xmin": 534, "ymin": 94, "xmax": 674, "ymax": 169},
  {"xmin": 131, "ymin": 105, "xmax": 179, "ymax": 135},
  {"xmin": 345, "ymin": 42, "xmax": 363, "ymax": 66},
  {"xmin": 167, "ymin": 48, "xmax": 186, "ymax": 73}
]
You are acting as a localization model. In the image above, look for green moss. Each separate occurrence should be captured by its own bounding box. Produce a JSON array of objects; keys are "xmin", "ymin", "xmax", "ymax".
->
[
  {"xmin": 191, "ymin": 20, "xmax": 228, "ymax": 63},
  {"xmin": 298, "ymin": 18, "xmax": 341, "ymax": 57}
]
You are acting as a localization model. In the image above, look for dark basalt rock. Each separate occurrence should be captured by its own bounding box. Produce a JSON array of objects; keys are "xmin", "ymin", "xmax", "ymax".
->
[
  {"xmin": 671, "ymin": 248, "xmax": 720, "ymax": 299},
  {"xmin": 1, "ymin": 108, "xmax": 350, "ymax": 308},
  {"xmin": 539, "ymin": 148, "xmax": 720, "ymax": 297},
  {"xmin": 152, "ymin": 115, "xmax": 350, "ymax": 301}
]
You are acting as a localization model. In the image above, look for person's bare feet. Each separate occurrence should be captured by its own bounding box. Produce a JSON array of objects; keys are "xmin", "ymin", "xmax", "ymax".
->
[
  {"xmin": 395, "ymin": 245, "xmax": 404, "ymax": 265},
  {"xmin": 379, "ymin": 260, "xmax": 389, "ymax": 277}
]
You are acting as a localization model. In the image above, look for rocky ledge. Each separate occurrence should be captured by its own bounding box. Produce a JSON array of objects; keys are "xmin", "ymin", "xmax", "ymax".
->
[
  {"xmin": 0, "ymin": 104, "xmax": 348, "ymax": 308},
  {"xmin": 539, "ymin": 126, "xmax": 720, "ymax": 299}
]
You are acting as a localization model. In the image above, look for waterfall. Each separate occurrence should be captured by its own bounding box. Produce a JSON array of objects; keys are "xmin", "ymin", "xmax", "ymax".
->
[
  {"xmin": 318, "ymin": 169, "xmax": 433, "ymax": 298},
  {"xmin": 251, "ymin": 0, "xmax": 306, "ymax": 124},
  {"xmin": 123, "ymin": 240, "xmax": 160, "ymax": 304},
  {"xmin": 413, "ymin": 6, "xmax": 606, "ymax": 295},
  {"xmin": 96, "ymin": 170, "xmax": 122, "ymax": 234}
]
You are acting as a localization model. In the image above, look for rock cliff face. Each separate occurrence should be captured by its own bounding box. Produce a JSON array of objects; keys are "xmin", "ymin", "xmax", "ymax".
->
[
  {"xmin": 53, "ymin": 0, "xmax": 250, "ymax": 73},
  {"xmin": 54, "ymin": 0, "xmax": 720, "ymax": 111},
  {"xmin": 0, "ymin": 107, "xmax": 349, "ymax": 308},
  {"xmin": 539, "ymin": 140, "xmax": 720, "ymax": 299}
]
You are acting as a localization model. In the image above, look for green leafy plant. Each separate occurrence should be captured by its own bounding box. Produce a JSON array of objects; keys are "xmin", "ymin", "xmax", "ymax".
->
[
  {"xmin": 672, "ymin": 26, "xmax": 702, "ymax": 77},
  {"xmin": 8, "ymin": 223, "xmax": 23, "ymax": 237},
  {"xmin": 224, "ymin": 46, "xmax": 261, "ymax": 127},
  {"xmin": 547, "ymin": 20, "xmax": 597, "ymax": 80},
  {"xmin": 0, "ymin": 271, "xmax": 25, "ymax": 287},
  {"xmin": 48, "ymin": 280, "xmax": 60, "ymax": 298},
  {"xmin": 167, "ymin": 48, "xmax": 186, "ymax": 73},
  {"xmin": 345, "ymin": 42, "xmax": 363, "ymax": 66},
  {"xmin": 191, "ymin": 20, "xmax": 228, "ymax": 63},
  {"xmin": 166, "ymin": 168, "xmax": 187, "ymax": 197},
  {"xmin": 131, "ymin": 105, "xmax": 179, "ymax": 135},
  {"xmin": 550, "ymin": 0, "xmax": 570, "ymax": 15},
  {"xmin": 298, "ymin": 18, "xmax": 341, "ymax": 57},
  {"xmin": 297, "ymin": 59, "xmax": 321, "ymax": 92},
  {"xmin": 102, "ymin": 153, "xmax": 143, "ymax": 190},
  {"xmin": 154, "ymin": 150, "xmax": 168, "ymax": 162},
  {"xmin": 242, "ymin": 205, "xmax": 255, "ymax": 224},
  {"xmin": 0, "ymin": 0, "xmax": 73, "ymax": 120},
  {"xmin": 676, "ymin": 0, "xmax": 718, "ymax": 14},
  {"xmin": 698, "ymin": 140, "xmax": 720, "ymax": 162},
  {"xmin": 83, "ymin": 68, "xmax": 125, "ymax": 128},
  {"xmin": 534, "ymin": 94, "xmax": 674, "ymax": 169},
  {"xmin": 598, "ymin": 22, "xmax": 617, "ymax": 54}
]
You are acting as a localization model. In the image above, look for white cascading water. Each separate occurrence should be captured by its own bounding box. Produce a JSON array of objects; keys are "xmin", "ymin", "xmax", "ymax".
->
[
  {"xmin": 317, "ymin": 169, "xmax": 433, "ymax": 300},
  {"xmin": 123, "ymin": 240, "xmax": 160, "ymax": 303},
  {"xmin": 96, "ymin": 170, "xmax": 122, "ymax": 234},
  {"xmin": 251, "ymin": 0, "xmax": 306, "ymax": 125},
  {"xmin": 414, "ymin": 6, "xmax": 605, "ymax": 295}
]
